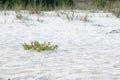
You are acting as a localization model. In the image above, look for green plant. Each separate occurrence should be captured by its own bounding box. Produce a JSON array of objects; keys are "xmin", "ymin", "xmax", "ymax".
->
[
  {"xmin": 0, "ymin": 0, "xmax": 73, "ymax": 10},
  {"xmin": 37, "ymin": 17, "xmax": 44, "ymax": 23},
  {"xmin": 94, "ymin": 0, "xmax": 107, "ymax": 9},
  {"xmin": 66, "ymin": 14, "xmax": 72, "ymax": 21},
  {"xmin": 83, "ymin": 14, "xmax": 88, "ymax": 22},
  {"xmin": 22, "ymin": 41, "xmax": 58, "ymax": 52},
  {"xmin": 108, "ymin": 0, "xmax": 120, "ymax": 18},
  {"xmin": 16, "ymin": 13, "xmax": 22, "ymax": 20},
  {"xmin": 112, "ymin": 9, "xmax": 120, "ymax": 18},
  {"xmin": 22, "ymin": 43, "xmax": 32, "ymax": 50}
]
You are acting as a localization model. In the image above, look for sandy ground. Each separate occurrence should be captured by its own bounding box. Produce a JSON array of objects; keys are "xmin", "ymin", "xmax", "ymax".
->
[{"xmin": 0, "ymin": 10, "xmax": 120, "ymax": 80}]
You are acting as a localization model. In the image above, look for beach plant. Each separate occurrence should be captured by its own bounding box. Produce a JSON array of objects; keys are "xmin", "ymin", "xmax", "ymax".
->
[
  {"xmin": 16, "ymin": 13, "xmax": 22, "ymax": 20},
  {"xmin": 37, "ymin": 17, "xmax": 44, "ymax": 23},
  {"xmin": 22, "ymin": 41, "xmax": 58, "ymax": 52},
  {"xmin": 64, "ymin": 11, "xmax": 75, "ymax": 21},
  {"xmin": 110, "ymin": 0, "xmax": 120, "ymax": 18},
  {"xmin": 0, "ymin": 0, "xmax": 73, "ymax": 10},
  {"xmin": 112, "ymin": 9, "xmax": 120, "ymax": 18},
  {"xmin": 83, "ymin": 14, "xmax": 88, "ymax": 22},
  {"xmin": 94, "ymin": 0, "xmax": 107, "ymax": 9},
  {"xmin": 79, "ymin": 14, "xmax": 89, "ymax": 22}
]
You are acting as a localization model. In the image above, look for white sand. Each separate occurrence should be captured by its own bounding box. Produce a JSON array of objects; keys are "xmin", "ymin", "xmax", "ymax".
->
[{"xmin": 0, "ymin": 10, "xmax": 120, "ymax": 80}]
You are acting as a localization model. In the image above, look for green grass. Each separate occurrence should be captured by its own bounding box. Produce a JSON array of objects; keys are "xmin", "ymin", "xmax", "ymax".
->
[
  {"xmin": 1, "ymin": 0, "xmax": 120, "ymax": 18},
  {"xmin": 0, "ymin": 0, "xmax": 74, "ymax": 11},
  {"xmin": 111, "ymin": 9, "xmax": 120, "ymax": 18},
  {"xmin": 22, "ymin": 41, "xmax": 58, "ymax": 52}
]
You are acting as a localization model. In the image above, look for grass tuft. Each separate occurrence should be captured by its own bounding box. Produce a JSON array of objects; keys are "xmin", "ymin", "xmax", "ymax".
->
[{"xmin": 22, "ymin": 41, "xmax": 58, "ymax": 52}]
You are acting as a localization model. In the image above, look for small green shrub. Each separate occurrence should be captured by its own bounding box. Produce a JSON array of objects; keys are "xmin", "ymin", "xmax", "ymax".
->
[
  {"xmin": 94, "ymin": 0, "xmax": 107, "ymax": 9},
  {"xmin": 83, "ymin": 14, "xmax": 88, "ymax": 22},
  {"xmin": 22, "ymin": 41, "xmax": 58, "ymax": 52},
  {"xmin": 16, "ymin": 13, "xmax": 22, "ymax": 20},
  {"xmin": 112, "ymin": 9, "xmax": 120, "ymax": 18}
]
